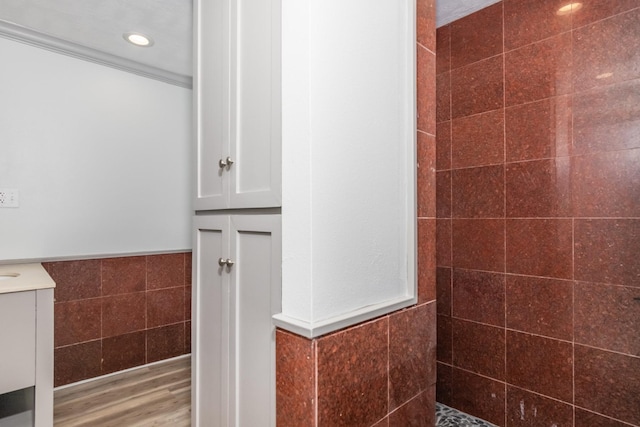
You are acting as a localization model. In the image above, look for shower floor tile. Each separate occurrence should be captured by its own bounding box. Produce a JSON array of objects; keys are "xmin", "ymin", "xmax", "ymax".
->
[{"xmin": 436, "ymin": 403, "xmax": 498, "ymax": 426}]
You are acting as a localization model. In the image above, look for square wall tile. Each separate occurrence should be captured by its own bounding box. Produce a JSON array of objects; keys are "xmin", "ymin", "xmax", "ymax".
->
[
  {"xmin": 575, "ymin": 281, "xmax": 640, "ymax": 356},
  {"xmin": 506, "ymin": 275, "xmax": 573, "ymax": 340},
  {"xmin": 436, "ymin": 362, "xmax": 453, "ymax": 406},
  {"xmin": 436, "ymin": 72, "xmax": 451, "ymax": 123},
  {"xmin": 436, "ymin": 267, "xmax": 452, "ymax": 316},
  {"xmin": 102, "ymin": 292, "xmax": 146, "ymax": 338},
  {"xmin": 317, "ymin": 317, "xmax": 389, "ymax": 426},
  {"xmin": 372, "ymin": 417, "xmax": 389, "ymax": 427},
  {"xmin": 185, "ymin": 285, "xmax": 192, "ymax": 322},
  {"xmin": 436, "ymin": 219, "xmax": 452, "ymax": 267},
  {"xmin": 54, "ymin": 299, "xmax": 101, "ymax": 347},
  {"xmin": 452, "ymin": 56, "xmax": 504, "ymax": 119},
  {"xmin": 506, "ymin": 331, "xmax": 573, "ymax": 402},
  {"xmin": 506, "ymin": 158, "xmax": 572, "ymax": 218},
  {"xmin": 574, "ymin": 219, "xmax": 640, "ymax": 287},
  {"xmin": 575, "ymin": 345, "xmax": 640, "ymax": 425},
  {"xmin": 416, "ymin": 0, "xmax": 436, "ymax": 51},
  {"xmin": 185, "ymin": 252, "xmax": 192, "ymax": 286},
  {"xmin": 417, "ymin": 46, "xmax": 436, "ymax": 135},
  {"xmin": 388, "ymin": 387, "xmax": 435, "ymax": 427},
  {"xmin": 571, "ymin": 0, "xmax": 639, "ymax": 28},
  {"xmin": 571, "ymin": 149, "xmax": 640, "ymax": 218},
  {"xmin": 437, "ymin": 315, "xmax": 452, "ymax": 364},
  {"xmin": 573, "ymin": 80, "xmax": 640, "ymax": 155},
  {"xmin": 417, "ymin": 131, "xmax": 436, "ymax": 218},
  {"xmin": 147, "ymin": 287, "xmax": 185, "ymax": 328},
  {"xmin": 276, "ymin": 330, "xmax": 315, "ymax": 427},
  {"xmin": 505, "ymin": 96, "xmax": 572, "ymax": 162},
  {"xmin": 506, "ymin": 219, "xmax": 573, "ymax": 279},
  {"xmin": 575, "ymin": 409, "xmax": 632, "ymax": 427},
  {"xmin": 147, "ymin": 253, "xmax": 185, "ymax": 290},
  {"xmin": 436, "ymin": 121, "xmax": 452, "ymax": 171},
  {"xmin": 505, "ymin": 33, "xmax": 572, "ymax": 107},
  {"xmin": 452, "ymin": 269, "xmax": 505, "ymax": 327},
  {"xmin": 54, "ymin": 340, "xmax": 102, "ymax": 387},
  {"xmin": 452, "ymin": 109, "xmax": 505, "ymax": 169},
  {"xmin": 450, "ymin": 2, "xmax": 503, "ymax": 70},
  {"xmin": 147, "ymin": 323, "xmax": 186, "ymax": 363},
  {"xmin": 418, "ymin": 219, "xmax": 436, "ymax": 304},
  {"xmin": 573, "ymin": 8, "xmax": 640, "ymax": 92},
  {"xmin": 102, "ymin": 331, "xmax": 146, "ymax": 375},
  {"xmin": 185, "ymin": 321, "xmax": 191, "ymax": 354},
  {"xmin": 389, "ymin": 303, "xmax": 436, "ymax": 410},
  {"xmin": 101, "ymin": 256, "xmax": 146, "ymax": 296},
  {"xmin": 506, "ymin": 386, "xmax": 573, "ymax": 427},
  {"xmin": 452, "ymin": 165, "xmax": 505, "ymax": 219},
  {"xmin": 452, "ymin": 319, "xmax": 505, "ymax": 380},
  {"xmin": 43, "ymin": 260, "xmax": 101, "ymax": 303},
  {"xmin": 452, "ymin": 219, "xmax": 505, "ymax": 272},
  {"xmin": 436, "ymin": 171, "xmax": 452, "ymax": 219},
  {"xmin": 436, "ymin": 25, "xmax": 451, "ymax": 75},
  {"xmin": 504, "ymin": 0, "xmax": 572, "ymax": 50},
  {"xmin": 451, "ymin": 368, "xmax": 506, "ymax": 427}
]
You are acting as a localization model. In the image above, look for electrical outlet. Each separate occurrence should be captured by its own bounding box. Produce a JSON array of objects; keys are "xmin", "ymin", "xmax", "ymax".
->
[{"xmin": 0, "ymin": 189, "xmax": 19, "ymax": 208}]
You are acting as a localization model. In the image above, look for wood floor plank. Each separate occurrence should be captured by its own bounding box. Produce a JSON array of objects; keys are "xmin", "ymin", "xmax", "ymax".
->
[{"xmin": 54, "ymin": 356, "xmax": 191, "ymax": 427}]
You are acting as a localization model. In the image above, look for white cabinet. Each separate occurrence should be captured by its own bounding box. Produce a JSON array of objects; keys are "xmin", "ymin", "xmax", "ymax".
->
[
  {"xmin": 194, "ymin": 0, "xmax": 281, "ymax": 211},
  {"xmin": 0, "ymin": 287, "xmax": 54, "ymax": 427},
  {"xmin": 192, "ymin": 214, "xmax": 281, "ymax": 427}
]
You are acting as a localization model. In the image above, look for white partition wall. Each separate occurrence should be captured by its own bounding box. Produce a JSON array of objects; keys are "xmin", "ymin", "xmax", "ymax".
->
[{"xmin": 275, "ymin": 0, "xmax": 416, "ymax": 338}]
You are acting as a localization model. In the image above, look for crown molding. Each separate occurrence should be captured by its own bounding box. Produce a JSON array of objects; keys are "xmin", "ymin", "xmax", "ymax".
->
[{"xmin": 0, "ymin": 20, "xmax": 192, "ymax": 89}]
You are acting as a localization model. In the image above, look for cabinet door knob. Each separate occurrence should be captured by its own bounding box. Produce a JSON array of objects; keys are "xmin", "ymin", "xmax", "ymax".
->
[
  {"xmin": 218, "ymin": 157, "xmax": 234, "ymax": 169},
  {"xmin": 218, "ymin": 258, "xmax": 235, "ymax": 268}
]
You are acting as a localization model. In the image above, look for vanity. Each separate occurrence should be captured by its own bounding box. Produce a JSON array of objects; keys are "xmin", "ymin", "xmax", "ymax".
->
[{"xmin": 0, "ymin": 264, "xmax": 55, "ymax": 427}]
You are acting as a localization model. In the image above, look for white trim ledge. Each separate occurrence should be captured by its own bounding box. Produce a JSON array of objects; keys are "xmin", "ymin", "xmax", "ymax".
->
[
  {"xmin": 272, "ymin": 295, "xmax": 417, "ymax": 339},
  {"xmin": 0, "ymin": 20, "xmax": 192, "ymax": 89}
]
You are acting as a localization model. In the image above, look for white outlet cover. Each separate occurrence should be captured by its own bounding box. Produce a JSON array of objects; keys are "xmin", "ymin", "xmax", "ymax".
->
[{"xmin": 0, "ymin": 188, "xmax": 20, "ymax": 208}]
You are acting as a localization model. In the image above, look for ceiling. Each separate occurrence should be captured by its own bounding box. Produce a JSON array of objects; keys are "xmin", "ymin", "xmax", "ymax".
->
[{"xmin": 0, "ymin": 0, "xmax": 497, "ymax": 87}]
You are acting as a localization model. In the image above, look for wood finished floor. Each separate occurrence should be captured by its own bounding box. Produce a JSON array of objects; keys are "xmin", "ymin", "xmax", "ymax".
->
[{"xmin": 54, "ymin": 356, "xmax": 191, "ymax": 427}]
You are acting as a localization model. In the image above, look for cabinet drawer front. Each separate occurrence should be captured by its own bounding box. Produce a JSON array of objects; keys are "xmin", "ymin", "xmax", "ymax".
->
[{"xmin": 0, "ymin": 291, "xmax": 36, "ymax": 395}]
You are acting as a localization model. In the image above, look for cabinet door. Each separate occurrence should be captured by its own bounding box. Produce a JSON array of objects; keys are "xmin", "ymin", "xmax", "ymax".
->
[
  {"xmin": 194, "ymin": 0, "xmax": 230, "ymax": 211},
  {"xmin": 0, "ymin": 291, "xmax": 36, "ymax": 395},
  {"xmin": 228, "ymin": 0, "xmax": 281, "ymax": 209},
  {"xmin": 229, "ymin": 215, "xmax": 280, "ymax": 427},
  {"xmin": 194, "ymin": 0, "xmax": 281, "ymax": 211},
  {"xmin": 192, "ymin": 215, "xmax": 230, "ymax": 427},
  {"xmin": 192, "ymin": 214, "xmax": 280, "ymax": 427}
]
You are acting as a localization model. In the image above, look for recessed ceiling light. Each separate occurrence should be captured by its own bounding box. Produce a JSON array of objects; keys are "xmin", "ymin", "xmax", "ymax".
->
[
  {"xmin": 557, "ymin": 2, "xmax": 583, "ymax": 15},
  {"xmin": 123, "ymin": 32, "xmax": 154, "ymax": 47}
]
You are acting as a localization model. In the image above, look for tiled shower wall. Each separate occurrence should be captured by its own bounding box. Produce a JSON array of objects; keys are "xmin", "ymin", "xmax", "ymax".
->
[
  {"xmin": 436, "ymin": 1, "xmax": 640, "ymax": 426},
  {"xmin": 275, "ymin": 0, "xmax": 437, "ymax": 425},
  {"xmin": 43, "ymin": 252, "xmax": 192, "ymax": 387}
]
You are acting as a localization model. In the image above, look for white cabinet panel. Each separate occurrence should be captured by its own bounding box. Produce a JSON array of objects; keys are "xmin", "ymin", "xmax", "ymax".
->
[
  {"xmin": 192, "ymin": 217, "xmax": 228, "ymax": 427},
  {"xmin": 195, "ymin": 0, "xmax": 281, "ymax": 211},
  {"xmin": 0, "ymin": 291, "xmax": 36, "ymax": 395},
  {"xmin": 230, "ymin": 216, "xmax": 280, "ymax": 426},
  {"xmin": 192, "ymin": 214, "xmax": 280, "ymax": 427}
]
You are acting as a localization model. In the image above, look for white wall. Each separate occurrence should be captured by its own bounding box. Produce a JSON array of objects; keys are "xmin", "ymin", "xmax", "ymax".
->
[
  {"xmin": 0, "ymin": 38, "xmax": 192, "ymax": 261},
  {"xmin": 277, "ymin": 0, "xmax": 416, "ymax": 337}
]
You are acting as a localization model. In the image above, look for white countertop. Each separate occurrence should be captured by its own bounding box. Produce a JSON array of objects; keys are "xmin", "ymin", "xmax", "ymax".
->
[{"xmin": 0, "ymin": 263, "xmax": 56, "ymax": 294}]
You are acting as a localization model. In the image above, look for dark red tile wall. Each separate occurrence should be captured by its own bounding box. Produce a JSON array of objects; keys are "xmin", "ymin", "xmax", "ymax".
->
[
  {"xmin": 43, "ymin": 252, "xmax": 191, "ymax": 387},
  {"xmin": 436, "ymin": 2, "xmax": 640, "ymax": 426},
  {"xmin": 276, "ymin": 0, "xmax": 437, "ymax": 424}
]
